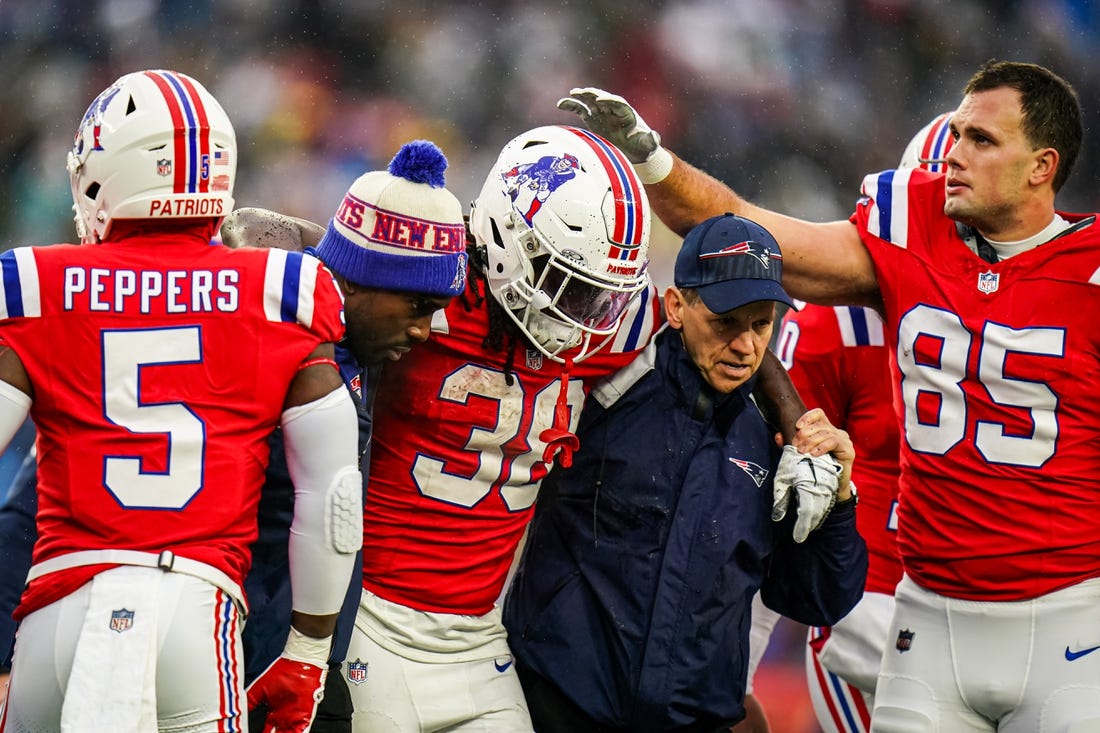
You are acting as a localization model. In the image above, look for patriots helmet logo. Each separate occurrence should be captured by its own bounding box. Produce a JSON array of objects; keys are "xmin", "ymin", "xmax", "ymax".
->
[{"xmin": 501, "ymin": 153, "xmax": 580, "ymax": 225}]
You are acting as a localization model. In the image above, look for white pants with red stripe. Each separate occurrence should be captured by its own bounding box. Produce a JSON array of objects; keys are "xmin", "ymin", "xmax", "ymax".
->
[
  {"xmin": 1, "ymin": 566, "xmax": 245, "ymax": 733},
  {"xmin": 805, "ymin": 591, "xmax": 895, "ymax": 733}
]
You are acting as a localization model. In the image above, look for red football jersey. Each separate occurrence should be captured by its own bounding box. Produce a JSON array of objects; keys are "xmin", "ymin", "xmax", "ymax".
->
[
  {"xmin": 776, "ymin": 303, "xmax": 903, "ymax": 595},
  {"xmin": 0, "ymin": 233, "xmax": 344, "ymax": 617},
  {"xmin": 853, "ymin": 168, "xmax": 1100, "ymax": 601},
  {"xmin": 363, "ymin": 281, "xmax": 661, "ymax": 615}
]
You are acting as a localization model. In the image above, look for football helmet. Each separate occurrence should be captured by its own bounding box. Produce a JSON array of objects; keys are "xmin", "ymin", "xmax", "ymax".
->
[
  {"xmin": 898, "ymin": 111, "xmax": 955, "ymax": 172},
  {"xmin": 469, "ymin": 125, "xmax": 651, "ymax": 362},
  {"xmin": 67, "ymin": 69, "xmax": 236, "ymax": 243}
]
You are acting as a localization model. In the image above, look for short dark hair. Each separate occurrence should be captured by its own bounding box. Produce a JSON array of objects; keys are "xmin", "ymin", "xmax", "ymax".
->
[
  {"xmin": 677, "ymin": 287, "xmax": 701, "ymax": 305},
  {"xmin": 964, "ymin": 60, "xmax": 1082, "ymax": 192}
]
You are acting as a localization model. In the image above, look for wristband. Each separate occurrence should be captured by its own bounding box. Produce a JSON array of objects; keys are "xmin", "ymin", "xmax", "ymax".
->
[
  {"xmin": 283, "ymin": 626, "xmax": 333, "ymax": 666},
  {"xmin": 634, "ymin": 147, "xmax": 674, "ymax": 184},
  {"xmin": 834, "ymin": 481, "xmax": 859, "ymax": 508}
]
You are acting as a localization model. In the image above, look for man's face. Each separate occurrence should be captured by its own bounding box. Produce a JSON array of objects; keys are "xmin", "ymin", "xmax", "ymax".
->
[
  {"xmin": 665, "ymin": 288, "xmax": 776, "ymax": 394},
  {"xmin": 341, "ymin": 285, "xmax": 452, "ymax": 365},
  {"xmin": 943, "ymin": 87, "xmax": 1045, "ymax": 238}
]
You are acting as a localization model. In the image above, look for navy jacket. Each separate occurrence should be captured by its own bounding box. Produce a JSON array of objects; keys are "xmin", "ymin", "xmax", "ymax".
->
[
  {"xmin": 503, "ymin": 328, "xmax": 867, "ymax": 732},
  {"xmin": 0, "ymin": 346, "xmax": 372, "ymax": 683}
]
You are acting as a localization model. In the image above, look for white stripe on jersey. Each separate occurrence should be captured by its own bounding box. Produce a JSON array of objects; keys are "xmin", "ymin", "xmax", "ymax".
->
[
  {"xmin": 833, "ymin": 306, "xmax": 885, "ymax": 347},
  {"xmin": 263, "ymin": 249, "xmax": 320, "ymax": 327},
  {"xmin": 296, "ymin": 253, "xmax": 319, "ymax": 327},
  {"xmin": 862, "ymin": 168, "xmax": 915, "ymax": 249},
  {"xmin": 0, "ymin": 248, "xmax": 42, "ymax": 319},
  {"xmin": 263, "ymin": 249, "xmax": 289, "ymax": 323}
]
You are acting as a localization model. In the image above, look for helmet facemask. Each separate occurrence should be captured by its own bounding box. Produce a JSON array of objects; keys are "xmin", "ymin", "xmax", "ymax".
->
[
  {"xmin": 471, "ymin": 125, "xmax": 652, "ymax": 363},
  {"xmin": 492, "ymin": 207, "xmax": 647, "ymax": 360}
]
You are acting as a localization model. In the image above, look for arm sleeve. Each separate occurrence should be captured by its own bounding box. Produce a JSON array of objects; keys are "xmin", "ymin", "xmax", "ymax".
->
[
  {"xmin": 281, "ymin": 386, "xmax": 363, "ymax": 617},
  {"xmin": 0, "ymin": 381, "xmax": 31, "ymax": 457},
  {"xmin": 760, "ymin": 502, "xmax": 867, "ymax": 627}
]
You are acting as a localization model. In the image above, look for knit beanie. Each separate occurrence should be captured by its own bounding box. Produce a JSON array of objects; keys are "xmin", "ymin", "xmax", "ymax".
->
[{"xmin": 315, "ymin": 141, "xmax": 468, "ymax": 296}]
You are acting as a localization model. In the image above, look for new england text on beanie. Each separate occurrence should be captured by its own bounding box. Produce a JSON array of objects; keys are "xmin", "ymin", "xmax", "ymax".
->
[{"xmin": 316, "ymin": 140, "xmax": 468, "ymax": 297}]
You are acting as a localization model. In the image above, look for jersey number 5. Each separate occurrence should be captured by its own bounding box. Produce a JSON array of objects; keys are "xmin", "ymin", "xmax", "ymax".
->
[{"xmin": 102, "ymin": 326, "xmax": 205, "ymax": 509}]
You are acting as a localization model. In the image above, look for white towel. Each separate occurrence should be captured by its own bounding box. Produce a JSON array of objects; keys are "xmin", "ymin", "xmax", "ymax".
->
[{"xmin": 60, "ymin": 566, "xmax": 160, "ymax": 733}]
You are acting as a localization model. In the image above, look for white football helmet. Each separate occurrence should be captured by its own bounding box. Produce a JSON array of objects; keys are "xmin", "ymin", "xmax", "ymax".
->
[
  {"xmin": 898, "ymin": 111, "xmax": 955, "ymax": 172},
  {"xmin": 469, "ymin": 125, "xmax": 651, "ymax": 363},
  {"xmin": 67, "ymin": 70, "xmax": 236, "ymax": 243}
]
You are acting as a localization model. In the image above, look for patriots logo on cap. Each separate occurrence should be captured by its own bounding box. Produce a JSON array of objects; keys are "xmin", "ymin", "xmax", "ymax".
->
[
  {"xmin": 450, "ymin": 252, "xmax": 468, "ymax": 293},
  {"xmin": 700, "ymin": 240, "xmax": 781, "ymax": 270},
  {"xmin": 729, "ymin": 456, "xmax": 769, "ymax": 487}
]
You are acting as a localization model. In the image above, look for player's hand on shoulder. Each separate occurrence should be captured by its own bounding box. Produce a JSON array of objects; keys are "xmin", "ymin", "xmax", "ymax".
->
[
  {"xmin": 221, "ymin": 207, "xmax": 323, "ymax": 252},
  {"xmin": 557, "ymin": 87, "xmax": 663, "ymax": 165},
  {"xmin": 773, "ymin": 408, "xmax": 852, "ymax": 543}
]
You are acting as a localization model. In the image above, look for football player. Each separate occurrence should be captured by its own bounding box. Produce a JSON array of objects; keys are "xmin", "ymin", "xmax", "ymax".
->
[
  {"xmin": 229, "ymin": 124, "xmax": 843, "ymax": 732},
  {"xmin": 562, "ymin": 59, "xmax": 1100, "ymax": 732},
  {"xmin": 0, "ymin": 69, "xmax": 358, "ymax": 732},
  {"xmin": 774, "ymin": 111, "xmax": 955, "ymax": 733}
]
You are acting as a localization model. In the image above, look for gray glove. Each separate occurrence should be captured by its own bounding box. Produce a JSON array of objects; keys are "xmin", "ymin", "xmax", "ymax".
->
[
  {"xmin": 773, "ymin": 445, "xmax": 842, "ymax": 543},
  {"xmin": 557, "ymin": 88, "xmax": 673, "ymax": 183}
]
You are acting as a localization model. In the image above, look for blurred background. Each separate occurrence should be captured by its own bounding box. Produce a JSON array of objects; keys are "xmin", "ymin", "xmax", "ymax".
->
[{"xmin": 3, "ymin": 1, "xmax": 1099, "ymax": 729}]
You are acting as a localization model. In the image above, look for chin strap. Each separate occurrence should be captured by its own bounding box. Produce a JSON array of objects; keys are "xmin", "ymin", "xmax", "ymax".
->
[{"xmin": 539, "ymin": 356, "xmax": 580, "ymax": 468}]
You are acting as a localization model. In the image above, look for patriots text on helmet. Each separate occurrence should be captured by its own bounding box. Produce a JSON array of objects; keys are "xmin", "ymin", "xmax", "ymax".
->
[
  {"xmin": 606, "ymin": 263, "xmax": 641, "ymax": 276},
  {"xmin": 148, "ymin": 197, "xmax": 226, "ymax": 217},
  {"xmin": 335, "ymin": 193, "xmax": 466, "ymax": 253},
  {"xmin": 63, "ymin": 266, "xmax": 240, "ymax": 314}
]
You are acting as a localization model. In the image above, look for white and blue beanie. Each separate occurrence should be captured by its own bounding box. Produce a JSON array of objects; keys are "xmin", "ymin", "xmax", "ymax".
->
[{"xmin": 316, "ymin": 141, "xmax": 468, "ymax": 296}]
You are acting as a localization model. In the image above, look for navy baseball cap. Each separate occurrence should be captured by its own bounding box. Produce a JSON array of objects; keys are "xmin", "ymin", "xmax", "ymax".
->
[{"xmin": 674, "ymin": 213, "xmax": 794, "ymax": 313}]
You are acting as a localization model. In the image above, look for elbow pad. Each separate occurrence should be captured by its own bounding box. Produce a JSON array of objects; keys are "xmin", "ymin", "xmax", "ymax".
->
[
  {"xmin": 281, "ymin": 386, "xmax": 363, "ymax": 616},
  {"xmin": 0, "ymin": 380, "xmax": 31, "ymax": 455}
]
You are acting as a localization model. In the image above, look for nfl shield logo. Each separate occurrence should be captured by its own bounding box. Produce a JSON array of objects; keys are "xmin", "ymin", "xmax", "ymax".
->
[
  {"xmin": 896, "ymin": 628, "xmax": 915, "ymax": 653},
  {"xmin": 156, "ymin": 159, "xmax": 172, "ymax": 177},
  {"xmin": 977, "ymin": 270, "xmax": 999, "ymax": 294},
  {"xmin": 525, "ymin": 349, "xmax": 543, "ymax": 371},
  {"xmin": 110, "ymin": 609, "xmax": 135, "ymax": 633},
  {"xmin": 347, "ymin": 659, "xmax": 368, "ymax": 686}
]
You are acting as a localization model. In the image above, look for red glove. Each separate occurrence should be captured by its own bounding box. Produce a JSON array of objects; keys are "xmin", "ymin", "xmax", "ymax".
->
[{"xmin": 247, "ymin": 630, "xmax": 331, "ymax": 733}]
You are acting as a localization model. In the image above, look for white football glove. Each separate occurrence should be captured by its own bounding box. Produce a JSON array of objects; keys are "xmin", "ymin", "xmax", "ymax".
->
[
  {"xmin": 557, "ymin": 87, "xmax": 674, "ymax": 183},
  {"xmin": 773, "ymin": 445, "xmax": 842, "ymax": 543}
]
